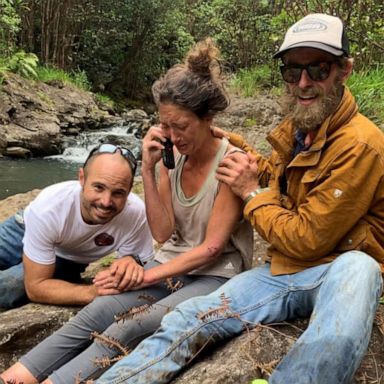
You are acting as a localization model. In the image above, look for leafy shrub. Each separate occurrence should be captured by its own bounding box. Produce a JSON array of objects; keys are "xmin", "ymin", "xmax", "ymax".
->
[
  {"xmin": 36, "ymin": 66, "xmax": 91, "ymax": 91},
  {"xmin": 347, "ymin": 66, "xmax": 384, "ymax": 126},
  {"xmin": 230, "ymin": 65, "xmax": 275, "ymax": 97},
  {"xmin": 95, "ymin": 93, "xmax": 115, "ymax": 109},
  {"xmin": 0, "ymin": 57, "xmax": 7, "ymax": 84},
  {"xmin": 7, "ymin": 50, "xmax": 39, "ymax": 78}
]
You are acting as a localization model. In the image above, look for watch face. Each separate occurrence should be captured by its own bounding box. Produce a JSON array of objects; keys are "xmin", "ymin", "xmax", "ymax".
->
[{"xmin": 94, "ymin": 233, "xmax": 115, "ymax": 246}]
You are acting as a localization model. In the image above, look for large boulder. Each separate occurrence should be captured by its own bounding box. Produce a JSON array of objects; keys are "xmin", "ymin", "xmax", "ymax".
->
[
  {"xmin": 0, "ymin": 73, "xmax": 122, "ymax": 157},
  {"xmin": 0, "ymin": 304, "xmax": 80, "ymax": 368}
]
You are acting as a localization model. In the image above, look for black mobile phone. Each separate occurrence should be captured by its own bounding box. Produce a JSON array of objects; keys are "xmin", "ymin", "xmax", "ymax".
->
[{"xmin": 162, "ymin": 138, "xmax": 175, "ymax": 169}]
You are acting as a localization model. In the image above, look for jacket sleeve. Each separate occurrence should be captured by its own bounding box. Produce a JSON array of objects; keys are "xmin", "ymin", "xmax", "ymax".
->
[{"xmin": 244, "ymin": 142, "xmax": 382, "ymax": 260}]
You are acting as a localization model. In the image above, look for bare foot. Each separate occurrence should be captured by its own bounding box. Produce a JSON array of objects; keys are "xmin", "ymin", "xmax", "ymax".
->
[{"xmin": 1, "ymin": 362, "xmax": 38, "ymax": 384}]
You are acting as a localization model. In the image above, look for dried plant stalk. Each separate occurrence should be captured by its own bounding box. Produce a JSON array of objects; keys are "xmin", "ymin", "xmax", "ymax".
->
[
  {"xmin": 114, "ymin": 303, "xmax": 151, "ymax": 322},
  {"xmin": 91, "ymin": 331, "xmax": 131, "ymax": 355}
]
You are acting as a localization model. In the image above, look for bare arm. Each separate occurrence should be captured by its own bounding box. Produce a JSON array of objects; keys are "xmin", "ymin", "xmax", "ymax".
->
[
  {"xmin": 141, "ymin": 125, "xmax": 175, "ymax": 242},
  {"xmin": 23, "ymin": 254, "xmax": 120, "ymax": 305},
  {"xmin": 142, "ymin": 182, "xmax": 243, "ymax": 286}
]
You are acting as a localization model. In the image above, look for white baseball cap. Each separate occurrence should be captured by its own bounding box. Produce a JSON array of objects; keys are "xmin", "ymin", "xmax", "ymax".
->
[{"xmin": 274, "ymin": 13, "xmax": 350, "ymax": 58}]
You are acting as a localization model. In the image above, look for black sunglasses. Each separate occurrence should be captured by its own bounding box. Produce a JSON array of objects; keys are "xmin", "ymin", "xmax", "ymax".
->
[
  {"xmin": 83, "ymin": 144, "xmax": 137, "ymax": 175},
  {"xmin": 280, "ymin": 60, "xmax": 339, "ymax": 84}
]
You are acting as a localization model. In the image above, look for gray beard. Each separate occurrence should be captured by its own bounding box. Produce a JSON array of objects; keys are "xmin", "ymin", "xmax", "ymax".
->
[{"xmin": 281, "ymin": 82, "xmax": 344, "ymax": 133}]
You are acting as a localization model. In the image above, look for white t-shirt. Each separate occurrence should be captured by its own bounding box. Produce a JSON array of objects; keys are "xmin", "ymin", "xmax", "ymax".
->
[{"xmin": 23, "ymin": 181, "xmax": 154, "ymax": 265}]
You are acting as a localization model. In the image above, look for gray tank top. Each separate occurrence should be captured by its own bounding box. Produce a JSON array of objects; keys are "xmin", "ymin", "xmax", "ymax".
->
[{"xmin": 154, "ymin": 138, "xmax": 253, "ymax": 278}]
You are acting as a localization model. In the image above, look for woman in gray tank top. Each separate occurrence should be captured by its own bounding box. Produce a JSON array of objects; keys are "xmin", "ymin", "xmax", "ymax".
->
[{"xmin": 2, "ymin": 38, "xmax": 253, "ymax": 384}]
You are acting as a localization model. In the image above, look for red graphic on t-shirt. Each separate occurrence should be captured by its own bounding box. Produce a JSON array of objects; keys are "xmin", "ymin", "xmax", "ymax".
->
[{"xmin": 94, "ymin": 233, "xmax": 115, "ymax": 246}]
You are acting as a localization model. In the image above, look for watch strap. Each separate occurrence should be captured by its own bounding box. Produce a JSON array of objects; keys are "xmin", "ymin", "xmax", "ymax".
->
[{"xmin": 243, "ymin": 188, "xmax": 264, "ymax": 205}]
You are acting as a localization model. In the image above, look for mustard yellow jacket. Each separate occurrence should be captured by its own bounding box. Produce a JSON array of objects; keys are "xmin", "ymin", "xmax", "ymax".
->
[{"xmin": 230, "ymin": 87, "xmax": 384, "ymax": 274}]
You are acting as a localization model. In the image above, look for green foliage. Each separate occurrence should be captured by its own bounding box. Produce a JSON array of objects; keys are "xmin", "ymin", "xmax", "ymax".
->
[
  {"xmin": 36, "ymin": 66, "xmax": 91, "ymax": 91},
  {"xmin": 347, "ymin": 66, "xmax": 384, "ymax": 125},
  {"xmin": 7, "ymin": 50, "xmax": 38, "ymax": 78},
  {"xmin": 0, "ymin": 57, "xmax": 8, "ymax": 84},
  {"xmin": 230, "ymin": 65, "xmax": 275, "ymax": 97},
  {"xmin": 99, "ymin": 254, "xmax": 116, "ymax": 267},
  {"xmin": 71, "ymin": 0, "xmax": 193, "ymax": 98},
  {"xmin": 185, "ymin": 1, "xmax": 294, "ymax": 74},
  {"xmin": 71, "ymin": 70, "xmax": 92, "ymax": 91},
  {"xmin": 94, "ymin": 93, "xmax": 115, "ymax": 109},
  {"xmin": 0, "ymin": 50, "xmax": 39, "ymax": 80},
  {"xmin": 0, "ymin": 0, "xmax": 22, "ymax": 56},
  {"xmin": 36, "ymin": 66, "xmax": 71, "ymax": 83},
  {"xmin": 1, "ymin": 0, "xmax": 383, "ymax": 103}
]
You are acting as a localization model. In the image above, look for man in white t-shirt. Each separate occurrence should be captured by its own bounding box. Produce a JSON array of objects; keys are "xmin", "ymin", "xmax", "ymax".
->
[{"xmin": 0, "ymin": 144, "xmax": 153, "ymax": 309}]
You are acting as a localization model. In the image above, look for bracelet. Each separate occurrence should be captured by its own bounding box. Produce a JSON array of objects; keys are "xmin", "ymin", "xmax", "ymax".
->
[{"xmin": 243, "ymin": 188, "xmax": 263, "ymax": 205}]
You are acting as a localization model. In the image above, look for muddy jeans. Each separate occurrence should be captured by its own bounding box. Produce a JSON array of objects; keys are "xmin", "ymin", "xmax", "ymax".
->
[
  {"xmin": 20, "ymin": 261, "xmax": 227, "ymax": 383},
  {"xmin": 95, "ymin": 251, "xmax": 382, "ymax": 384}
]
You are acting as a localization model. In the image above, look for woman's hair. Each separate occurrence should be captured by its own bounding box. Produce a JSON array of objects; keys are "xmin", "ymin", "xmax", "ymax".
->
[{"xmin": 152, "ymin": 38, "xmax": 229, "ymax": 118}]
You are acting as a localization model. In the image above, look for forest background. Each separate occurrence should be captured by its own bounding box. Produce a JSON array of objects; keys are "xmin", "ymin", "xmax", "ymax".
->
[{"xmin": 0, "ymin": 0, "xmax": 383, "ymax": 124}]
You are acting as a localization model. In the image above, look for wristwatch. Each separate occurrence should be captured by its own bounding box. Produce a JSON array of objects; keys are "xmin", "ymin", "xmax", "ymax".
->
[
  {"xmin": 243, "ymin": 188, "xmax": 264, "ymax": 205},
  {"xmin": 131, "ymin": 254, "xmax": 145, "ymax": 266}
]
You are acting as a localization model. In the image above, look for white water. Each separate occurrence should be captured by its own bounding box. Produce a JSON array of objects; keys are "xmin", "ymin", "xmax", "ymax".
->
[
  {"xmin": 47, "ymin": 125, "xmax": 142, "ymax": 164},
  {"xmin": 0, "ymin": 124, "xmax": 142, "ymax": 200}
]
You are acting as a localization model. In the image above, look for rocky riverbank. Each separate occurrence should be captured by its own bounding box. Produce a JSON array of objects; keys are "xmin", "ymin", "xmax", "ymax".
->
[{"xmin": 0, "ymin": 73, "xmax": 153, "ymax": 159}]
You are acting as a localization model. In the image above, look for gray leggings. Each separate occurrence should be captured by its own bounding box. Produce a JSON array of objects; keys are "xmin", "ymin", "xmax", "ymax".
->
[{"xmin": 20, "ymin": 261, "xmax": 227, "ymax": 383}]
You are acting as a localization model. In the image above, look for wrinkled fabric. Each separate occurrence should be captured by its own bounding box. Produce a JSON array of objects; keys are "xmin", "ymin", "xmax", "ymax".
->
[
  {"xmin": 95, "ymin": 251, "xmax": 382, "ymax": 384},
  {"xmin": 231, "ymin": 88, "xmax": 384, "ymax": 274}
]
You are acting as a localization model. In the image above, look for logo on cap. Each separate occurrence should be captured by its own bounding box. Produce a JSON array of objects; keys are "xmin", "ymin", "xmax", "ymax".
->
[{"xmin": 293, "ymin": 20, "xmax": 327, "ymax": 33}]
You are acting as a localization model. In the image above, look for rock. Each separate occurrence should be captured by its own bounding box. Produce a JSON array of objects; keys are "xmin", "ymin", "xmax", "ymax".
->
[
  {"xmin": 80, "ymin": 253, "xmax": 116, "ymax": 283},
  {"xmin": 0, "ymin": 189, "xmax": 40, "ymax": 222},
  {"xmin": 0, "ymin": 135, "xmax": 6, "ymax": 154},
  {"xmin": 122, "ymin": 109, "xmax": 148, "ymax": 121},
  {"xmin": 0, "ymin": 304, "xmax": 80, "ymax": 369},
  {"xmin": 214, "ymin": 92, "xmax": 282, "ymax": 157},
  {"xmin": 0, "ymin": 73, "xmax": 125, "ymax": 157},
  {"xmin": 3, "ymin": 146, "xmax": 31, "ymax": 158},
  {"xmin": 99, "ymin": 134, "xmax": 135, "ymax": 148},
  {"xmin": 172, "ymin": 306, "xmax": 384, "ymax": 383}
]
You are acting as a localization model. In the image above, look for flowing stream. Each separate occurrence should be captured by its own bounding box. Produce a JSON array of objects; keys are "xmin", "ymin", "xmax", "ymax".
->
[{"xmin": 0, "ymin": 125, "xmax": 142, "ymax": 200}]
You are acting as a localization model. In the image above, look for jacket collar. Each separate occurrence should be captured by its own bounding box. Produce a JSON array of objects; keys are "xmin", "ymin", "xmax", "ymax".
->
[{"xmin": 267, "ymin": 87, "xmax": 359, "ymax": 167}]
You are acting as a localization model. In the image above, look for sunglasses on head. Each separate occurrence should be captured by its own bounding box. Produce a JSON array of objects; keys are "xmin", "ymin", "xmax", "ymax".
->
[
  {"xmin": 83, "ymin": 144, "xmax": 137, "ymax": 175},
  {"xmin": 280, "ymin": 60, "xmax": 339, "ymax": 84}
]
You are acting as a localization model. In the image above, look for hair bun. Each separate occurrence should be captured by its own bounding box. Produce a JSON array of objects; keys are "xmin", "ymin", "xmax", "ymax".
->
[
  {"xmin": 152, "ymin": 37, "xmax": 229, "ymax": 118},
  {"xmin": 186, "ymin": 38, "xmax": 220, "ymax": 79}
]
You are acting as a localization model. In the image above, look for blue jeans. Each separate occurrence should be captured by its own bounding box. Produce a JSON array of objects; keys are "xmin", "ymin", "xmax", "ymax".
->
[
  {"xmin": 96, "ymin": 251, "xmax": 383, "ymax": 384},
  {"xmin": 0, "ymin": 212, "xmax": 27, "ymax": 308}
]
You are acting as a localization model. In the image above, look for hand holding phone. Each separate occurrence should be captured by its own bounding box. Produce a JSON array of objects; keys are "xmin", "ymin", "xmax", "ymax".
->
[{"xmin": 162, "ymin": 138, "xmax": 175, "ymax": 169}]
